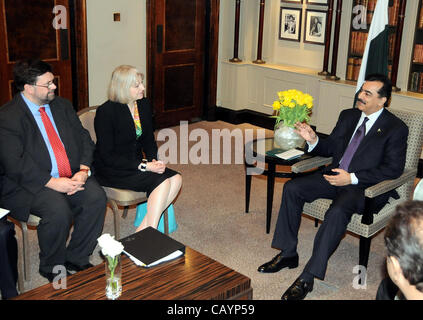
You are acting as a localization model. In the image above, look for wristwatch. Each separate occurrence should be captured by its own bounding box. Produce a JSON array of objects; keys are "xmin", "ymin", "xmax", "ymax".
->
[
  {"xmin": 80, "ymin": 168, "xmax": 91, "ymax": 177},
  {"xmin": 139, "ymin": 159, "xmax": 148, "ymax": 172}
]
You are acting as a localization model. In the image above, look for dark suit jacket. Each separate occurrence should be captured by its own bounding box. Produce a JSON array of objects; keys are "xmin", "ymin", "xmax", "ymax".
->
[
  {"xmin": 0, "ymin": 94, "xmax": 95, "ymax": 221},
  {"xmin": 310, "ymin": 108, "xmax": 409, "ymax": 216},
  {"xmin": 93, "ymin": 98, "xmax": 158, "ymax": 180}
]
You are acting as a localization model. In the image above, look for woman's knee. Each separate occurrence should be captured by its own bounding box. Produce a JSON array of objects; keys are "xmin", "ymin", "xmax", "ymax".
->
[{"xmin": 171, "ymin": 174, "xmax": 182, "ymax": 189}]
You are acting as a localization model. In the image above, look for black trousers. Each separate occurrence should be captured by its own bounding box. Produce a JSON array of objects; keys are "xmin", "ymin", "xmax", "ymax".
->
[
  {"xmin": 271, "ymin": 172, "xmax": 365, "ymax": 280},
  {"xmin": 30, "ymin": 177, "xmax": 107, "ymax": 273},
  {"xmin": 0, "ymin": 218, "xmax": 18, "ymax": 299}
]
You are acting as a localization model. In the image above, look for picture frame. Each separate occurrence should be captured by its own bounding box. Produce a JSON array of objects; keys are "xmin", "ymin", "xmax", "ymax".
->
[
  {"xmin": 281, "ymin": 0, "xmax": 303, "ymax": 3},
  {"xmin": 304, "ymin": 9, "xmax": 327, "ymax": 45},
  {"xmin": 305, "ymin": 0, "xmax": 328, "ymax": 5},
  {"xmin": 279, "ymin": 7, "xmax": 302, "ymax": 42}
]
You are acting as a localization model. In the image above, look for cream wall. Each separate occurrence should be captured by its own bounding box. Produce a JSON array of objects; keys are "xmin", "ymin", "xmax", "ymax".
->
[
  {"xmin": 86, "ymin": 0, "xmax": 146, "ymax": 106},
  {"xmin": 84, "ymin": 0, "xmax": 423, "ymax": 132},
  {"xmin": 217, "ymin": 0, "xmax": 423, "ymax": 135}
]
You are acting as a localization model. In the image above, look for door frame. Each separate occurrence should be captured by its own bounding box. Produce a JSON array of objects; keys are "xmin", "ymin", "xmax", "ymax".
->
[
  {"xmin": 146, "ymin": 0, "xmax": 220, "ymax": 123},
  {"xmin": 70, "ymin": 0, "xmax": 89, "ymax": 110}
]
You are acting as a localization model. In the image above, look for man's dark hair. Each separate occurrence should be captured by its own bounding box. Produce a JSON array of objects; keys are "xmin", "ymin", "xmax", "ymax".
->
[
  {"xmin": 365, "ymin": 73, "xmax": 392, "ymax": 108},
  {"xmin": 385, "ymin": 200, "xmax": 423, "ymax": 292},
  {"xmin": 13, "ymin": 59, "xmax": 53, "ymax": 91}
]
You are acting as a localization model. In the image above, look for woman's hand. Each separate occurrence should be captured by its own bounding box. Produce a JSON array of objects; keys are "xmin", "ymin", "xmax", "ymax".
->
[{"xmin": 147, "ymin": 159, "xmax": 166, "ymax": 174}]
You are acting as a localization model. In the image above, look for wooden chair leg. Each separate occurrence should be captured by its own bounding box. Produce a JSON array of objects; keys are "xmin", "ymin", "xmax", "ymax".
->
[
  {"xmin": 16, "ymin": 226, "xmax": 25, "ymax": 292},
  {"xmin": 359, "ymin": 236, "xmax": 372, "ymax": 269},
  {"xmin": 20, "ymin": 222, "xmax": 31, "ymax": 281},
  {"xmin": 108, "ymin": 200, "xmax": 121, "ymax": 240},
  {"xmin": 314, "ymin": 218, "xmax": 319, "ymax": 228},
  {"xmin": 122, "ymin": 206, "xmax": 129, "ymax": 219},
  {"xmin": 164, "ymin": 208, "xmax": 169, "ymax": 235}
]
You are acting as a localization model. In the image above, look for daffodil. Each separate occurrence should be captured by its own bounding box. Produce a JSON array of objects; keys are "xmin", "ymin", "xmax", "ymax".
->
[
  {"xmin": 270, "ymin": 89, "xmax": 313, "ymax": 128},
  {"xmin": 272, "ymin": 101, "xmax": 281, "ymax": 110}
]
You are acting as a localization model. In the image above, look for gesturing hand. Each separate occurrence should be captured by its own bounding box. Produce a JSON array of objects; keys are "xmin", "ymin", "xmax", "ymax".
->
[{"xmin": 294, "ymin": 122, "xmax": 318, "ymax": 144}]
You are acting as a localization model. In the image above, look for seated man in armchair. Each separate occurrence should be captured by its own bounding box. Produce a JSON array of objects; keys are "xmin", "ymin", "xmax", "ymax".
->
[{"xmin": 258, "ymin": 74, "xmax": 409, "ymax": 300}]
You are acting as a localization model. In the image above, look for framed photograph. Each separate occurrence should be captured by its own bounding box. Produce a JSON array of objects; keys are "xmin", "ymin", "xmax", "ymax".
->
[
  {"xmin": 281, "ymin": 0, "xmax": 303, "ymax": 3},
  {"xmin": 279, "ymin": 7, "xmax": 302, "ymax": 42},
  {"xmin": 306, "ymin": 0, "xmax": 328, "ymax": 5},
  {"xmin": 304, "ymin": 9, "xmax": 326, "ymax": 45}
]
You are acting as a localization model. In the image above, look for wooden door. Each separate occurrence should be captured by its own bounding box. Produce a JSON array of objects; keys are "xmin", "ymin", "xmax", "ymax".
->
[
  {"xmin": 147, "ymin": 0, "xmax": 206, "ymax": 129},
  {"xmin": 0, "ymin": 0, "xmax": 73, "ymax": 106}
]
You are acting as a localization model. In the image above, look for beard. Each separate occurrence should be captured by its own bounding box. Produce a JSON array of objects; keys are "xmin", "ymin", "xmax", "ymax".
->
[{"xmin": 38, "ymin": 91, "xmax": 56, "ymax": 105}]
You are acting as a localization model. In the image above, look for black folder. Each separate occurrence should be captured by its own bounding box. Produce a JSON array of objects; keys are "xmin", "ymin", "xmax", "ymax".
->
[{"xmin": 119, "ymin": 227, "xmax": 185, "ymax": 267}]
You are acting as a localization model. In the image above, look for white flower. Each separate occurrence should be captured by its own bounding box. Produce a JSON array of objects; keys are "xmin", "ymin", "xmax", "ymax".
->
[{"xmin": 97, "ymin": 233, "xmax": 124, "ymax": 258}]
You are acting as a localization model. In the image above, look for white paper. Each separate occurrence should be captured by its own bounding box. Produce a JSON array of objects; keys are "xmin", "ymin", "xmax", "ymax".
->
[
  {"xmin": 123, "ymin": 249, "xmax": 184, "ymax": 268},
  {"xmin": 275, "ymin": 149, "xmax": 304, "ymax": 160},
  {"xmin": 0, "ymin": 208, "xmax": 10, "ymax": 219}
]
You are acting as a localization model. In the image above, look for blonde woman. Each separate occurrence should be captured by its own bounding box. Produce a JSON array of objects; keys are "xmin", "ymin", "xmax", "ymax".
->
[{"xmin": 93, "ymin": 65, "xmax": 182, "ymax": 232}]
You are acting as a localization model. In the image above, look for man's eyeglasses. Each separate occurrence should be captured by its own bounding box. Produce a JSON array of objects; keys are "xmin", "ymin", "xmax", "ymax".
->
[{"xmin": 33, "ymin": 80, "xmax": 56, "ymax": 89}]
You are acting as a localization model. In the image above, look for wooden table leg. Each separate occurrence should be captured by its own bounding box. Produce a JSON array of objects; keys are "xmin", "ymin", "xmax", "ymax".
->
[
  {"xmin": 266, "ymin": 162, "xmax": 276, "ymax": 234},
  {"xmin": 245, "ymin": 172, "xmax": 252, "ymax": 213}
]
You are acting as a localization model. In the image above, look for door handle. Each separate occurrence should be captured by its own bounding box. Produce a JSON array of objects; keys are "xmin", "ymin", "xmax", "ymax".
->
[{"xmin": 157, "ymin": 25, "xmax": 163, "ymax": 53}]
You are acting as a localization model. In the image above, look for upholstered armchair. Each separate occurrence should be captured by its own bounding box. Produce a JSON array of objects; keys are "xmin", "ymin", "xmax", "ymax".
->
[{"xmin": 290, "ymin": 108, "xmax": 423, "ymax": 269}]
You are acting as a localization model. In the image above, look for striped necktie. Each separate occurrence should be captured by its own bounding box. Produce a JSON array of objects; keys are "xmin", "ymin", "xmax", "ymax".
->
[
  {"xmin": 339, "ymin": 117, "xmax": 369, "ymax": 171},
  {"xmin": 39, "ymin": 107, "xmax": 72, "ymax": 177}
]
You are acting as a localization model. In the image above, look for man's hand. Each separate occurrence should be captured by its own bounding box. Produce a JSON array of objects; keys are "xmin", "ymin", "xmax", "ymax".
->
[
  {"xmin": 294, "ymin": 122, "xmax": 318, "ymax": 144},
  {"xmin": 323, "ymin": 168, "xmax": 352, "ymax": 186},
  {"xmin": 45, "ymin": 177, "xmax": 85, "ymax": 195},
  {"xmin": 71, "ymin": 171, "xmax": 88, "ymax": 184},
  {"xmin": 147, "ymin": 159, "xmax": 166, "ymax": 174}
]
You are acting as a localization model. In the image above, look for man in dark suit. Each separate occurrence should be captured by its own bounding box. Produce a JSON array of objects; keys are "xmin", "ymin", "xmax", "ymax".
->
[
  {"xmin": 0, "ymin": 60, "xmax": 107, "ymax": 283},
  {"xmin": 0, "ymin": 216, "xmax": 18, "ymax": 299},
  {"xmin": 258, "ymin": 74, "xmax": 409, "ymax": 300}
]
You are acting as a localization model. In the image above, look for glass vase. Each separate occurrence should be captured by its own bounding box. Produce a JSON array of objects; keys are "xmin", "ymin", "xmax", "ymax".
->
[
  {"xmin": 274, "ymin": 122, "xmax": 305, "ymax": 150},
  {"xmin": 105, "ymin": 254, "xmax": 122, "ymax": 300}
]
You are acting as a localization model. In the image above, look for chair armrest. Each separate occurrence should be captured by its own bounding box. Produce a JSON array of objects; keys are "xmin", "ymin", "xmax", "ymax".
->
[
  {"xmin": 291, "ymin": 156, "xmax": 333, "ymax": 173},
  {"xmin": 364, "ymin": 168, "xmax": 417, "ymax": 198}
]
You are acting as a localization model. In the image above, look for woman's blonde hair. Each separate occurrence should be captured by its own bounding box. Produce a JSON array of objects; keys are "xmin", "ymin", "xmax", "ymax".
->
[{"xmin": 107, "ymin": 65, "xmax": 144, "ymax": 104}]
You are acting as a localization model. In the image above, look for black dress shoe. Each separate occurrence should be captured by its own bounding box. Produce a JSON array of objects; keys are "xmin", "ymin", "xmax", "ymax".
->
[
  {"xmin": 258, "ymin": 253, "xmax": 299, "ymax": 273},
  {"xmin": 64, "ymin": 261, "xmax": 94, "ymax": 272},
  {"xmin": 39, "ymin": 269, "xmax": 72, "ymax": 283},
  {"xmin": 281, "ymin": 277, "xmax": 314, "ymax": 300}
]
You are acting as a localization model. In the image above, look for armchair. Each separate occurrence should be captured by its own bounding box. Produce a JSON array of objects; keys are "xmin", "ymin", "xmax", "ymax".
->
[
  {"xmin": 77, "ymin": 107, "xmax": 171, "ymax": 239},
  {"xmin": 290, "ymin": 108, "xmax": 423, "ymax": 269}
]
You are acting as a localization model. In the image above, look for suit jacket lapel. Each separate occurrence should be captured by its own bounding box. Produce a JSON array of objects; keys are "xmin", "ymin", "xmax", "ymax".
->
[
  {"xmin": 15, "ymin": 94, "xmax": 52, "ymax": 169},
  {"xmin": 356, "ymin": 109, "xmax": 387, "ymax": 153},
  {"xmin": 341, "ymin": 111, "xmax": 361, "ymax": 152},
  {"xmin": 49, "ymin": 99, "xmax": 70, "ymax": 147},
  {"xmin": 351, "ymin": 109, "xmax": 388, "ymax": 162}
]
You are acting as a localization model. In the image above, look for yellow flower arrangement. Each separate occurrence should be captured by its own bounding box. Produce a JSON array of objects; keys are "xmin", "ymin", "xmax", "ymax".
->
[{"xmin": 271, "ymin": 89, "xmax": 313, "ymax": 128}]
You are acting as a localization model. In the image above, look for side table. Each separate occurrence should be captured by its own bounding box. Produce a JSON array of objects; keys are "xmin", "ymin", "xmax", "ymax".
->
[{"xmin": 244, "ymin": 137, "xmax": 312, "ymax": 233}]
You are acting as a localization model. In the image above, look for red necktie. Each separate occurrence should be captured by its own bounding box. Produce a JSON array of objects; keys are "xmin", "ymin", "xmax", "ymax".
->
[{"xmin": 39, "ymin": 107, "xmax": 72, "ymax": 177}]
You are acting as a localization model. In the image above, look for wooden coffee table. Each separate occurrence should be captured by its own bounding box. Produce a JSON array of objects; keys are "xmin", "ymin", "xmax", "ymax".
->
[{"xmin": 13, "ymin": 247, "xmax": 252, "ymax": 300}]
